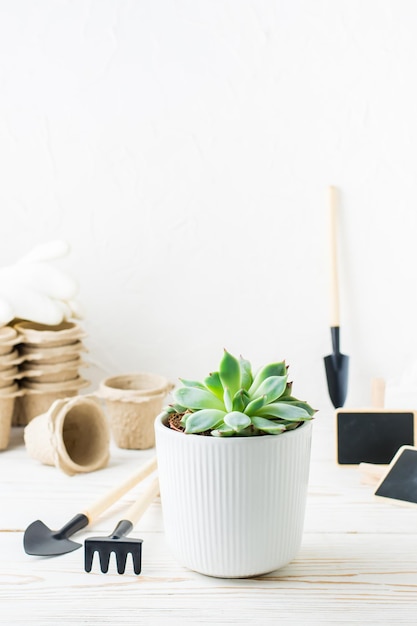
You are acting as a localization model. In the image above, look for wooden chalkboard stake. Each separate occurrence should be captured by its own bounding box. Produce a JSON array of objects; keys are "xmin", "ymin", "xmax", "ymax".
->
[
  {"xmin": 358, "ymin": 462, "xmax": 386, "ymax": 485},
  {"xmin": 371, "ymin": 378, "xmax": 385, "ymax": 409},
  {"xmin": 336, "ymin": 408, "xmax": 417, "ymax": 465}
]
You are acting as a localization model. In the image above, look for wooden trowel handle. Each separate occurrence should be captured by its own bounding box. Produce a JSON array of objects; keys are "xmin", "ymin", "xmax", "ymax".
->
[
  {"xmin": 82, "ymin": 456, "xmax": 157, "ymax": 523},
  {"xmin": 329, "ymin": 186, "xmax": 340, "ymax": 327}
]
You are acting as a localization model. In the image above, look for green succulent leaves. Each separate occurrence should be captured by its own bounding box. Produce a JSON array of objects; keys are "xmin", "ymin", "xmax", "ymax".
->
[
  {"xmin": 169, "ymin": 350, "xmax": 316, "ymax": 437},
  {"xmin": 219, "ymin": 350, "xmax": 241, "ymax": 397},
  {"xmin": 183, "ymin": 409, "xmax": 226, "ymax": 434},
  {"xmin": 174, "ymin": 386, "xmax": 225, "ymax": 411},
  {"xmin": 224, "ymin": 411, "xmax": 251, "ymax": 432}
]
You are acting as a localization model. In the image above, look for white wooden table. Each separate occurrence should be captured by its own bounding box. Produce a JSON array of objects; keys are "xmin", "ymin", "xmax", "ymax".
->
[{"xmin": 1, "ymin": 413, "xmax": 417, "ymax": 625}]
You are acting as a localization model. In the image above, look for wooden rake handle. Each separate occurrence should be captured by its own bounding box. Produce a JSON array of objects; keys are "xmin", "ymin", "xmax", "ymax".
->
[
  {"xmin": 82, "ymin": 456, "xmax": 157, "ymax": 524},
  {"xmin": 124, "ymin": 476, "xmax": 160, "ymax": 527}
]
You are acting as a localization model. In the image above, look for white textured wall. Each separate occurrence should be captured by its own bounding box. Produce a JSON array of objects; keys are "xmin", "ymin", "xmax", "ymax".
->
[{"xmin": 0, "ymin": 0, "xmax": 416, "ymax": 412}]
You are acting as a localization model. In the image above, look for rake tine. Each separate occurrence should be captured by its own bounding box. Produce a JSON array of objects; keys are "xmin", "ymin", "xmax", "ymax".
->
[
  {"xmin": 116, "ymin": 550, "xmax": 129, "ymax": 575},
  {"xmin": 132, "ymin": 549, "xmax": 142, "ymax": 575},
  {"xmin": 115, "ymin": 539, "xmax": 142, "ymax": 574},
  {"xmin": 98, "ymin": 548, "xmax": 112, "ymax": 573},
  {"xmin": 84, "ymin": 544, "xmax": 95, "ymax": 573}
]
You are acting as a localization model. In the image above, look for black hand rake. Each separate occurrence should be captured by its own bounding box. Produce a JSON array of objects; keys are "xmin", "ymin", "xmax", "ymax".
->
[{"xmin": 84, "ymin": 475, "xmax": 159, "ymax": 575}]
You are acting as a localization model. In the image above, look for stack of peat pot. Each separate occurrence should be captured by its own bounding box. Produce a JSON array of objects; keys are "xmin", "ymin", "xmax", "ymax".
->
[
  {"xmin": 0, "ymin": 327, "xmax": 23, "ymax": 449},
  {"xmin": 14, "ymin": 321, "xmax": 89, "ymax": 425}
]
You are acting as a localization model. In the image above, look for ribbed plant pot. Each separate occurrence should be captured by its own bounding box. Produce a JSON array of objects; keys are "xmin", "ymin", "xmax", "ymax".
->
[
  {"xmin": 24, "ymin": 396, "xmax": 110, "ymax": 475},
  {"xmin": 99, "ymin": 373, "xmax": 172, "ymax": 449},
  {"xmin": 154, "ymin": 412, "xmax": 312, "ymax": 578}
]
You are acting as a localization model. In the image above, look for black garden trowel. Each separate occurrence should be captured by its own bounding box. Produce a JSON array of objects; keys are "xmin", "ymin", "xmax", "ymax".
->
[
  {"xmin": 24, "ymin": 514, "xmax": 89, "ymax": 556},
  {"xmin": 324, "ymin": 326, "xmax": 349, "ymax": 408},
  {"xmin": 324, "ymin": 187, "xmax": 349, "ymax": 408}
]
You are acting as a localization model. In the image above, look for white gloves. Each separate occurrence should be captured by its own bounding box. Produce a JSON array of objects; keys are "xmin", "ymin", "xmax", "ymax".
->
[{"xmin": 0, "ymin": 241, "xmax": 82, "ymax": 327}]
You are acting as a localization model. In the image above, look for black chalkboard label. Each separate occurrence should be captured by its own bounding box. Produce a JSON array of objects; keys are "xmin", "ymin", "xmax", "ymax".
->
[
  {"xmin": 375, "ymin": 446, "xmax": 417, "ymax": 505},
  {"xmin": 336, "ymin": 410, "xmax": 416, "ymax": 465}
]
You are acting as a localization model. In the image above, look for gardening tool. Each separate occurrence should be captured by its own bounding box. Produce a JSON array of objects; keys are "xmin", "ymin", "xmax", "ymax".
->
[
  {"xmin": 84, "ymin": 475, "xmax": 159, "ymax": 575},
  {"xmin": 23, "ymin": 456, "xmax": 157, "ymax": 556},
  {"xmin": 324, "ymin": 186, "xmax": 349, "ymax": 408}
]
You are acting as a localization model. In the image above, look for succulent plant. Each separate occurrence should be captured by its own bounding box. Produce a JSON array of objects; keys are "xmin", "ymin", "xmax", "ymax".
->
[{"xmin": 165, "ymin": 350, "xmax": 316, "ymax": 436}]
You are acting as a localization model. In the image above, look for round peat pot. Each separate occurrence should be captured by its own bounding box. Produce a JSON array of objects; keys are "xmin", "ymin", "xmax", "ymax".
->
[
  {"xmin": 24, "ymin": 396, "xmax": 110, "ymax": 475},
  {"xmin": 20, "ymin": 341, "xmax": 86, "ymax": 364},
  {"xmin": 20, "ymin": 357, "xmax": 84, "ymax": 383},
  {"xmin": 99, "ymin": 373, "xmax": 172, "ymax": 450},
  {"xmin": 155, "ymin": 412, "xmax": 312, "ymax": 578},
  {"xmin": 0, "ymin": 384, "xmax": 21, "ymax": 451},
  {"xmin": 19, "ymin": 377, "xmax": 90, "ymax": 424},
  {"xmin": 100, "ymin": 373, "xmax": 171, "ymax": 398},
  {"xmin": 14, "ymin": 321, "xmax": 85, "ymax": 348},
  {"xmin": 0, "ymin": 326, "xmax": 20, "ymax": 356},
  {"xmin": 0, "ymin": 326, "xmax": 19, "ymax": 343},
  {"xmin": 0, "ymin": 366, "xmax": 19, "ymax": 388},
  {"xmin": 21, "ymin": 376, "xmax": 89, "ymax": 394},
  {"xmin": 0, "ymin": 349, "xmax": 24, "ymax": 369}
]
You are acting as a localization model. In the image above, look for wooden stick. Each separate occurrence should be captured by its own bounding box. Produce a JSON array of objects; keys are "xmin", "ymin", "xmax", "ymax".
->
[
  {"xmin": 329, "ymin": 186, "xmax": 340, "ymax": 327},
  {"xmin": 83, "ymin": 456, "xmax": 157, "ymax": 523},
  {"xmin": 371, "ymin": 378, "xmax": 386, "ymax": 409},
  {"xmin": 124, "ymin": 476, "xmax": 160, "ymax": 526}
]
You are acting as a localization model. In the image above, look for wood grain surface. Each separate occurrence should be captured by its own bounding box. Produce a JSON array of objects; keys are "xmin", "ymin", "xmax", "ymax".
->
[{"xmin": 1, "ymin": 414, "xmax": 417, "ymax": 625}]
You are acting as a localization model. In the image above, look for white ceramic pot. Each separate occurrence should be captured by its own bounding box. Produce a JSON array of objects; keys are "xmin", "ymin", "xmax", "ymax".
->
[{"xmin": 154, "ymin": 412, "xmax": 312, "ymax": 578}]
